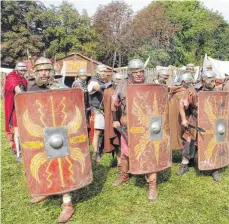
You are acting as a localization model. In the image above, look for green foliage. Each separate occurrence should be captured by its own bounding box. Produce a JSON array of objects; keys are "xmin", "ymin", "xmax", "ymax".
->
[
  {"xmin": 132, "ymin": 45, "xmax": 171, "ymax": 67},
  {"xmin": 126, "ymin": 0, "xmax": 229, "ymax": 67},
  {"xmin": 1, "ymin": 0, "xmax": 229, "ymax": 68},
  {"xmin": 163, "ymin": 1, "xmax": 229, "ymax": 66},
  {"xmin": 42, "ymin": 1, "xmax": 97, "ymax": 58},
  {"xmin": 1, "ymin": 1, "xmax": 97, "ymax": 66},
  {"xmin": 1, "ymin": 1, "xmax": 45, "ymax": 67},
  {"xmin": 93, "ymin": 1, "xmax": 134, "ymax": 66}
]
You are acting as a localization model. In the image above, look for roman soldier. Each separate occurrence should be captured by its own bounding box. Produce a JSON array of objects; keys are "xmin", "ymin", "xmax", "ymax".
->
[
  {"xmin": 197, "ymin": 71, "xmax": 226, "ymax": 181},
  {"xmin": 223, "ymin": 73, "xmax": 229, "ymax": 91},
  {"xmin": 72, "ymin": 68, "xmax": 90, "ymax": 129},
  {"xmin": 4, "ymin": 62, "xmax": 28, "ymax": 161},
  {"xmin": 111, "ymin": 59, "xmax": 162, "ymax": 201},
  {"xmin": 23, "ymin": 57, "xmax": 78, "ymax": 223},
  {"xmin": 169, "ymin": 72, "xmax": 198, "ymax": 175},
  {"xmin": 72, "ymin": 68, "xmax": 88, "ymax": 90},
  {"xmin": 186, "ymin": 63, "xmax": 195, "ymax": 75},
  {"xmin": 87, "ymin": 64, "xmax": 110, "ymax": 163},
  {"xmin": 28, "ymin": 57, "xmax": 54, "ymax": 91},
  {"xmin": 154, "ymin": 69, "xmax": 170, "ymax": 85}
]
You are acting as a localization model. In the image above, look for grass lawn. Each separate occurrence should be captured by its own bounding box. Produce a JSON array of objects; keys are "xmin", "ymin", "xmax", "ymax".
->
[{"xmin": 1, "ymin": 101, "xmax": 229, "ymax": 224}]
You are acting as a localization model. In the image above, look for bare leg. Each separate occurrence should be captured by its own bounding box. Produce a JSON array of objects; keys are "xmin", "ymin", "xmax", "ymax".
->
[
  {"xmin": 92, "ymin": 129, "xmax": 102, "ymax": 162},
  {"xmin": 147, "ymin": 172, "xmax": 158, "ymax": 201},
  {"xmin": 177, "ymin": 141, "xmax": 190, "ymax": 175},
  {"xmin": 112, "ymin": 153, "xmax": 129, "ymax": 186},
  {"xmin": 116, "ymin": 149, "xmax": 121, "ymax": 166},
  {"xmin": 14, "ymin": 127, "xmax": 21, "ymax": 161},
  {"xmin": 92, "ymin": 129, "xmax": 101, "ymax": 153}
]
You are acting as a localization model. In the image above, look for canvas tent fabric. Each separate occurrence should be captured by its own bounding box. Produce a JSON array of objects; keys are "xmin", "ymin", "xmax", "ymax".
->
[
  {"xmin": 0, "ymin": 68, "xmax": 13, "ymax": 74},
  {"xmin": 203, "ymin": 54, "xmax": 229, "ymax": 79}
]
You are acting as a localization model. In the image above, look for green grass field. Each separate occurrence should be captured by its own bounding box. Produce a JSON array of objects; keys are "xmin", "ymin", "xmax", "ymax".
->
[{"xmin": 1, "ymin": 102, "xmax": 229, "ymax": 224}]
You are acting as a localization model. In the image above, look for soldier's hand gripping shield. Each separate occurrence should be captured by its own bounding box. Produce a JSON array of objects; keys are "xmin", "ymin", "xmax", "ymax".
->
[
  {"xmin": 15, "ymin": 89, "xmax": 93, "ymax": 196},
  {"xmin": 126, "ymin": 84, "xmax": 171, "ymax": 174},
  {"xmin": 198, "ymin": 91, "xmax": 229, "ymax": 170}
]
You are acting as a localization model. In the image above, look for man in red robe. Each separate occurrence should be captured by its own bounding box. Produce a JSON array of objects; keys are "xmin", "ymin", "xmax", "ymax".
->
[{"xmin": 4, "ymin": 62, "xmax": 28, "ymax": 161}]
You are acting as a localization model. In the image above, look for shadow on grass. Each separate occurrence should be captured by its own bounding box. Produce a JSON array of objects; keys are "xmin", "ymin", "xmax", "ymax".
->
[
  {"xmin": 172, "ymin": 150, "xmax": 182, "ymax": 163},
  {"xmin": 43, "ymin": 152, "xmax": 111, "ymax": 207},
  {"xmin": 72, "ymin": 151, "xmax": 110, "ymax": 204},
  {"xmin": 134, "ymin": 167, "xmax": 172, "ymax": 188},
  {"xmin": 194, "ymin": 163, "xmax": 228, "ymax": 178}
]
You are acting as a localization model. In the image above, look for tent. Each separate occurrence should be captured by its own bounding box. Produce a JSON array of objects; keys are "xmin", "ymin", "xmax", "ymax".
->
[{"xmin": 0, "ymin": 68, "xmax": 13, "ymax": 74}]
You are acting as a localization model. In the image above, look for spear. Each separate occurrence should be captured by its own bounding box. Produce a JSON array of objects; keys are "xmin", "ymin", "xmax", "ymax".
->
[{"xmin": 26, "ymin": 48, "xmax": 31, "ymax": 80}]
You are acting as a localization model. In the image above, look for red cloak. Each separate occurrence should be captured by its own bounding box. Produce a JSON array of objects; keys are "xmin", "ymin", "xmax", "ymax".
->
[{"xmin": 4, "ymin": 71, "xmax": 27, "ymax": 139}]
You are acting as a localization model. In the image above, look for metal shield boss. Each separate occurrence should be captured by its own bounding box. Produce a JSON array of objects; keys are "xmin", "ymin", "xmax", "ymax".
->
[
  {"xmin": 127, "ymin": 84, "xmax": 171, "ymax": 174},
  {"xmin": 198, "ymin": 91, "xmax": 229, "ymax": 170},
  {"xmin": 15, "ymin": 89, "xmax": 93, "ymax": 196}
]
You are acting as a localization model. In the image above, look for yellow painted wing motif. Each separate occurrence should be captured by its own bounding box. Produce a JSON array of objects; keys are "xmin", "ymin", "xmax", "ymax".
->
[
  {"xmin": 30, "ymin": 152, "xmax": 47, "ymax": 183},
  {"xmin": 135, "ymin": 133, "xmax": 150, "ymax": 160},
  {"xmin": 132, "ymin": 98, "xmax": 149, "ymax": 126},
  {"xmin": 68, "ymin": 106, "xmax": 82, "ymax": 134},
  {"xmin": 65, "ymin": 157, "xmax": 76, "ymax": 183},
  {"xmin": 204, "ymin": 97, "xmax": 216, "ymax": 125},
  {"xmin": 204, "ymin": 138, "xmax": 217, "ymax": 161},
  {"xmin": 23, "ymin": 110, "xmax": 43, "ymax": 137},
  {"xmin": 70, "ymin": 147, "xmax": 85, "ymax": 173}
]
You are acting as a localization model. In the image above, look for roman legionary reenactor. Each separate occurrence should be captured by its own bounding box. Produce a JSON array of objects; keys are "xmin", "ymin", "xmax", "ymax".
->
[
  {"xmin": 169, "ymin": 72, "xmax": 198, "ymax": 175},
  {"xmin": 204, "ymin": 63, "xmax": 223, "ymax": 91},
  {"xmin": 87, "ymin": 64, "xmax": 110, "ymax": 163},
  {"xmin": 72, "ymin": 68, "xmax": 90, "ymax": 129},
  {"xmin": 4, "ymin": 62, "xmax": 28, "ymax": 162},
  {"xmin": 223, "ymin": 73, "xmax": 229, "ymax": 91},
  {"xmin": 112, "ymin": 59, "xmax": 171, "ymax": 201},
  {"xmin": 186, "ymin": 63, "xmax": 195, "ymax": 76},
  {"xmin": 154, "ymin": 69, "xmax": 170, "ymax": 85},
  {"xmin": 72, "ymin": 68, "xmax": 88, "ymax": 90},
  {"xmin": 103, "ymin": 72, "xmax": 123, "ymax": 172},
  {"xmin": 197, "ymin": 70, "xmax": 229, "ymax": 181},
  {"xmin": 15, "ymin": 57, "xmax": 93, "ymax": 223}
]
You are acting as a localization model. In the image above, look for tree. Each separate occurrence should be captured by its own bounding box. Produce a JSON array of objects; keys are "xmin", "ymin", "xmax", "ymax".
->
[
  {"xmin": 129, "ymin": 0, "xmax": 229, "ymax": 67},
  {"xmin": 1, "ymin": 1, "xmax": 45, "ymax": 67},
  {"xmin": 163, "ymin": 1, "xmax": 229, "ymax": 65},
  {"xmin": 129, "ymin": 2, "xmax": 179, "ymax": 66},
  {"xmin": 42, "ymin": 1, "xmax": 97, "ymax": 58},
  {"xmin": 93, "ymin": 1, "xmax": 134, "ymax": 66}
]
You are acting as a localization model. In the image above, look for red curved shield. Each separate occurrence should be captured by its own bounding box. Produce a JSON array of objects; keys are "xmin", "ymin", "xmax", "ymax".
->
[
  {"xmin": 127, "ymin": 84, "xmax": 171, "ymax": 174},
  {"xmin": 15, "ymin": 89, "xmax": 93, "ymax": 196},
  {"xmin": 198, "ymin": 91, "xmax": 229, "ymax": 170}
]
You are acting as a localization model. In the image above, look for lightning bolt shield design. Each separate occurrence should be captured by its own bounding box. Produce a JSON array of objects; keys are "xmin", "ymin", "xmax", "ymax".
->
[
  {"xmin": 15, "ymin": 89, "xmax": 93, "ymax": 196},
  {"xmin": 127, "ymin": 84, "xmax": 171, "ymax": 175}
]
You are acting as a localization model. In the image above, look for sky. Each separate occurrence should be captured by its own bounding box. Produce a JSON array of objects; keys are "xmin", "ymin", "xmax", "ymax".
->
[{"xmin": 41, "ymin": 0, "xmax": 229, "ymax": 21}]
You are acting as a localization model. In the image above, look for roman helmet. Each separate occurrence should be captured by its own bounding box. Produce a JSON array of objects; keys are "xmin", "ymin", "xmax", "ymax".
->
[
  {"xmin": 15, "ymin": 62, "xmax": 27, "ymax": 71},
  {"xmin": 34, "ymin": 57, "xmax": 54, "ymax": 86},
  {"xmin": 158, "ymin": 69, "xmax": 169, "ymax": 84},
  {"xmin": 127, "ymin": 59, "xmax": 145, "ymax": 83},
  {"xmin": 78, "ymin": 68, "xmax": 87, "ymax": 80}
]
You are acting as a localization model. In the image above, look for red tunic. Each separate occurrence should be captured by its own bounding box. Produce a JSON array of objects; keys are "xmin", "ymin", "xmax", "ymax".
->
[{"xmin": 4, "ymin": 71, "xmax": 27, "ymax": 139}]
